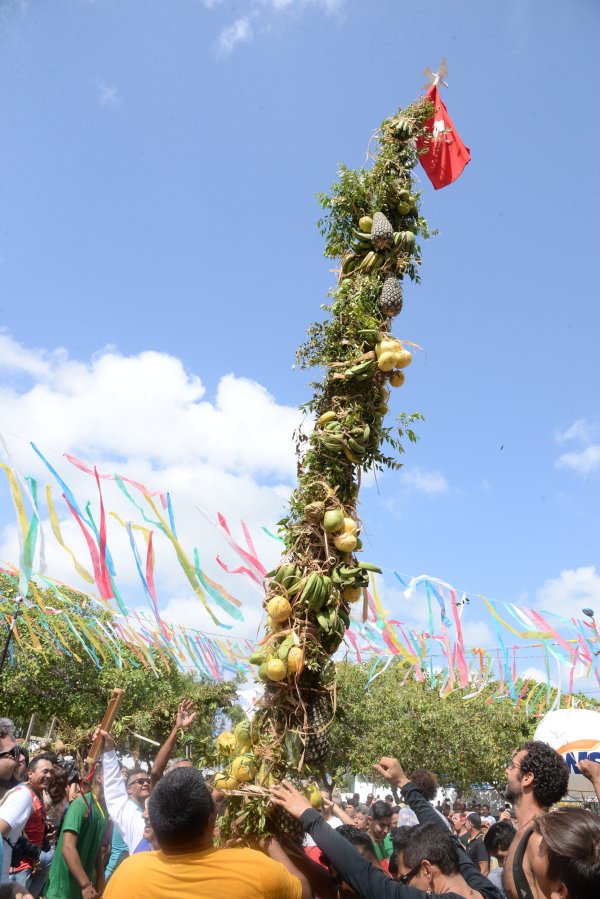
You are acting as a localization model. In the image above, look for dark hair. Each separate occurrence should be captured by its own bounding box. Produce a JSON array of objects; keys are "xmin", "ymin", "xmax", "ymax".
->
[
  {"xmin": 535, "ymin": 808, "xmax": 600, "ymax": 899},
  {"xmin": 409, "ymin": 768, "xmax": 439, "ymax": 802},
  {"xmin": 17, "ymin": 746, "xmax": 29, "ymax": 767},
  {"xmin": 148, "ymin": 767, "xmax": 215, "ymax": 850},
  {"xmin": 371, "ymin": 800, "xmax": 392, "ymax": 821},
  {"xmin": 485, "ymin": 821, "xmax": 516, "ymax": 856},
  {"xmin": 47, "ymin": 766, "xmax": 69, "ymax": 805},
  {"xmin": 126, "ymin": 767, "xmax": 149, "ymax": 787},
  {"xmin": 335, "ymin": 825, "xmax": 377, "ymax": 861},
  {"xmin": 28, "ymin": 755, "xmax": 53, "ymax": 772},
  {"xmin": 466, "ymin": 812, "xmax": 482, "ymax": 829},
  {"xmin": 319, "ymin": 825, "xmax": 378, "ymax": 879},
  {"xmin": 520, "ymin": 741, "xmax": 569, "ymax": 808},
  {"xmin": 388, "ymin": 825, "xmax": 415, "ymax": 877},
  {"xmin": 403, "ymin": 822, "xmax": 460, "ymax": 876},
  {"xmin": 37, "ymin": 751, "xmax": 59, "ymax": 765}
]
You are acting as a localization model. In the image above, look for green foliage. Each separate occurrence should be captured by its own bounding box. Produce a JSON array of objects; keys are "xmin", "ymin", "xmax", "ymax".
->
[
  {"xmin": 0, "ymin": 574, "xmax": 237, "ymax": 759},
  {"xmin": 330, "ymin": 661, "xmax": 536, "ymax": 791}
]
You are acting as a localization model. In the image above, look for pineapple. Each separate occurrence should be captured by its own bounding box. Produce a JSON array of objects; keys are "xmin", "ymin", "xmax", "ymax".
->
[
  {"xmin": 379, "ymin": 274, "xmax": 403, "ymax": 318},
  {"xmin": 270, "ymin": 804, "xmax": 306, "ymax": 844},
  {"xmin": 370, "ymin": 212, "xmax": 394, "ymax": 251},
  {"xmin": 304, "ymin": 692, "xmax": 332, "ymax": 766}
]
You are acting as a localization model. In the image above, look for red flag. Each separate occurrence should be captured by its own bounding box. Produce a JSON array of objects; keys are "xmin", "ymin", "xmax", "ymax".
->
[{"xmin": 417, "ymin": 85, "xmax": 471, "ymax": 189}]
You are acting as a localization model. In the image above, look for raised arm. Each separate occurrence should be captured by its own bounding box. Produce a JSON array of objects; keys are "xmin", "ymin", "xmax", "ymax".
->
[
  {"xmin": 374, "ymin": 758, "xmax": 502, "ymax": 899},
  {"xmin": 270, "ymin": 780, "xmax": 434, "ymax": 899},
  {"xmin": 97, "ymin": 729, "xmax": 143, "ymax": 853},
  {"xmin": 150, "ymin": 700, "xmax": 197, "ymax": 786},
  {"xmin": 579, "ymin": 759, "xmax": 600, "ymax": 803}
]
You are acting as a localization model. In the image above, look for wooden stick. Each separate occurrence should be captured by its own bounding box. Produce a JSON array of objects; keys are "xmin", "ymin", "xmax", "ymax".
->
[
  {"xmin": 85, "ymin": 689, "xmax": 124, "ymax": 765},
  {"xmin": 24, "ymin": 714, "xmax": 36, "ymax": 744}
]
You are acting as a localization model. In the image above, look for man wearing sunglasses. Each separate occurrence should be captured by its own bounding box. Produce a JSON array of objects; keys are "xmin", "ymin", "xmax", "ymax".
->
[
  {"xmin": 0, "ymin": 723, "xmax": 34, "ymax": 886},
  {"xmin": 99, "ymin": 731, "xmax": 150, "ymax": 856}
]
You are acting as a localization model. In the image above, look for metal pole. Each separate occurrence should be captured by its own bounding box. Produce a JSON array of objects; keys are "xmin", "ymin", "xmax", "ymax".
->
[{"xmin": 0, "ymin": 596, "xmax": 24, "ymax": 676}]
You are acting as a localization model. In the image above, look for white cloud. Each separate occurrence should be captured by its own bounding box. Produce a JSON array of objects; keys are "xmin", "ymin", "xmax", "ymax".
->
[
  {"xmin": 0, "ymin": 332, "xmax": 52, "ymax": 378},
  {"xmin": 96, "ymin": 80, "xmax": 123, "ymax": 109},
  {"xmin": 401, "ymin": 467, "xmax": 449, "ymax": 495},
  {"xmin": 556, "ymin": 446, "xmax": 600, "ymax": 476},
  {"xmin": 535, "ymin": 566, "xmax": 600, "ymax": 619},
  {"xmin": 0, "ymin": 333, "xmax": 302, "ymax": 638},
  {"xmin": 209, "ymin": 0, "xmax": 345, "ymax": 57},
  {"xmin": 555, "ymin": 418, "xmax": 600, "ymax": 476},
  {"xmin": 215, "ymin": 17, "xmax": 253, "ymax": 57}
]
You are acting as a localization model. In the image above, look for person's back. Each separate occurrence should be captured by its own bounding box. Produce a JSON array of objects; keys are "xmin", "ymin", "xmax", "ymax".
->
[{"xmin": 104, "ymin": 767, "xmax": 304, "ymax": 899}]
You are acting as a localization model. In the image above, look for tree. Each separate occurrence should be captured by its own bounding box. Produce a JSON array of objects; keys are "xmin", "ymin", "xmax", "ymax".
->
[
  {"xmin": 330, "ymin": 660, "xmax": 536, "ymax": 792},
  {"xmin": 0, "ymin": 573, "xmax": 238, "ymax": 759}
]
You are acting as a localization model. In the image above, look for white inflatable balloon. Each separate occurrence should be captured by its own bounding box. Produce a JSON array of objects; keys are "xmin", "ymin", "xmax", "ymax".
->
[{"xmin": 534, "ymin": 708, "xmax": 600, "ymax": 795}]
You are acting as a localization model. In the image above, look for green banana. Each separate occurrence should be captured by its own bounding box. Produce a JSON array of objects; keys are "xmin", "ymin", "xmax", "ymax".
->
[
  {"xmin": 316, "ymin": 611, "xmax": 331, "ymax": 632},
  {"xmin": 316, "ymin": 411, "xmax": 337, "ymax": 426},
  {"xmin": 352, "ymin": 229, "xmax": 373, "ymax": 243},
  {"xmin": 300, "ymin": 572, "xmax": 320, "ymax": 605},
  {"xmin": 357, "ymin": 561, "xmax": 382, "ymax": 573},
  {"xmin": 346, "ymin": 437, "xmax": 366, "ymax": 455}
]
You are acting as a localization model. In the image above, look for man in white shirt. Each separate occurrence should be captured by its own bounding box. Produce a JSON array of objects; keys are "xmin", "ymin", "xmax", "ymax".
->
[{"xmin": 0, "ymin": 723, "xmax": 33, "ymax": 883}]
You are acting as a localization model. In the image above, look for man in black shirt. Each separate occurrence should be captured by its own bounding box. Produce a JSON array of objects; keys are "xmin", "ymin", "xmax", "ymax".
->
[
  {"xmin": 465, "ymin": 813, "xmax": 490, "ymax": 875},
  {"xmin": 271, "ymin": 757, "xmax": 502, "ymax": 899}
]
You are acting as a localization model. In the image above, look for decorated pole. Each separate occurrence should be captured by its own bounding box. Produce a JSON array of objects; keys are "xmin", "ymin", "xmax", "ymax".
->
[{"xmin": 212, "ymin": 84, "xmax": 445, "ymax": 841}]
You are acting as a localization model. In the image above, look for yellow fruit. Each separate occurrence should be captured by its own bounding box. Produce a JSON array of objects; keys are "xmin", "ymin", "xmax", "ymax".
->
[
  {"xmin": 395, "ymin": 349, "xmax": 413, "ymax": 369},
  {"xmin": 213, "ymin": 772, "xmax": 239, "ymax": 791},
  {"xmin": 377, "ymin": 351, "xmax": 399, "ymax": 372},
  {"xmin": 215, "ymin": 731, "xmax": 236, "ymax": 755},
  {"xmin": 265, "ymin": 658, "xmax": 287, "ymax": 681},
  {"xmin": 231, "ymin": 755, "xmax": 257, "ymax": 783},
  {"xmin": 287, "ymin": 646, "xmax": 304, "ymax": 674},
  {"xmin": 305, "ymin": 784, "xmax": 323, "ymax": 809},
  {"xmin": 342, "ymin": 585, "xmax": 363, "ymax": 603},
  {"xmin": 334, "ymin": 532, "xmax": 358, "ymax": 553},
  {"xmin": 266, "ymin": 596, "xmax": 292, "ymax": 623},
  {"xmin": 389, "ymin": 370, "xmax": 405, "ymax": 387},
  {"xmin": 358, "ymin": 215, "xmax": 373, "ymax": 232},
  {"xmin": 266, "ymin": 615, "xmax": 278, "ymax": 630},
  {"xmin": 342, "ymin": 516, "xmax": 358, "ymax": 535},
  {"xmin": 375, "ymin": 338, "xmax": 402, "ymax": 358}
]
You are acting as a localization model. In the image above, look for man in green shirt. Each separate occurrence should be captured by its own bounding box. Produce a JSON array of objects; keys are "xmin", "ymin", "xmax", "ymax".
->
[
  {"xmin": 44, "ymin": 767, "xmax": 107, "ymax": 899},
  {"xmin": 366, "ymin": 800, "xmax": 392, "ymax": 861}
]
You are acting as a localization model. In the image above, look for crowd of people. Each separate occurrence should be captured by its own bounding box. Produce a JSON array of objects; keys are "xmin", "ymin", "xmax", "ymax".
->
[{"xmin": 1, "ymin": 707, "xmax": 599, "ymax": 899}]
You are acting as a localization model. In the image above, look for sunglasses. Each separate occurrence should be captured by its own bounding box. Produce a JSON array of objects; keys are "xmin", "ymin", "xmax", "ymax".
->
[
  {"xmin": 398, "ymin": 863, "xmax": 422, "ymax": 885},
  {"xmin": 0, "ymin": 747, "xmax": 20, "ymax": 761},
  {"xmin": 129, "ymin": 777, "xmax": 151, "ymax": 787}
]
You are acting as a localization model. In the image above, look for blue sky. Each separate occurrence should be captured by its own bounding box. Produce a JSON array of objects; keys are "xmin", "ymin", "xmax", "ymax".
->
[{"xmin": 1, "ymin": 0, "xmax": 599, "ymax": 686}]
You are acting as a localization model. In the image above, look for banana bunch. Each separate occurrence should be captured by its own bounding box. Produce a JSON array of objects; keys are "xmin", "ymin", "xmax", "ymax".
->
[
  {"xmin": 298, "ymin": 572, "xmax": 332, "ymax": 612},
  {"xmin": 313, "ymin": 417, "xmax": 372, "ymax": 463},
  {"xmin": 268, "ymin": 562, "xmax": 303, "ymax": 595},
  {"xmin": 341, "ymin": 248, "xmax": 384, "ymax": 276},
  {"xmin": 393, "ymin": 230, "xmax": 417, "ymax": 253},
  {"xmin": 332, "ymin": 560, "xmax": 382, "ymax": 591},
  {"xmin": 390, "ymin": 116, "xmax": 413, "ymax": 140},
  {"xmin": 341, "ymin": 359, "xmax": 377, "ymax": 382},
  {"xmin": 316, "ymin": 603, "xmax": 350, "ymax": 635}
]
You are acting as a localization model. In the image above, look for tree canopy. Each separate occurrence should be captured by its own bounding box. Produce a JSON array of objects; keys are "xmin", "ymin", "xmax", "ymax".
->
[
  {"xmin": 330, "ymin": 660, "xmax": 536, "ymax": 791},
  {"xmin": 0, "ymin": 573, "xmax": 238, "ymax": 758}
]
